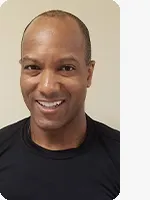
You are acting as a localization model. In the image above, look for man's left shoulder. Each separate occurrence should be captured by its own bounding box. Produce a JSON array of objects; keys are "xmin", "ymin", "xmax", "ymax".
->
[
  {"xmin": 88, "ymin": 116, "xmax": 120, "ymax": 171},
  {"xmin": 92, "ymin": 117, "xmax": 120, "ymax": 143}
]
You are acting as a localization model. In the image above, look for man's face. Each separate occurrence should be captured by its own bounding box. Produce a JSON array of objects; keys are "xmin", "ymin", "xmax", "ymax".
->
[{"xmin": 20, "ymin": 17, "xmax": 95, "ymax": 130}]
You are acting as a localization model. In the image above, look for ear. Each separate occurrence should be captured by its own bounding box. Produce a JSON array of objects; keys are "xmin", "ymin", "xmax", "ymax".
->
[{"xmin": 87, "ymin": 60, "xmax": 95, "ymax": 88}]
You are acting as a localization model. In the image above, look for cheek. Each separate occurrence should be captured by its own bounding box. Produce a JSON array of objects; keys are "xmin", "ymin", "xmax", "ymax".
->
[
  {"xmin": 65, "ymin": 77, "xmax": 87, "ymax": 100},
  {"xmin": 20, "ymin": 75, "xmax": 36, "ymax": 102}
]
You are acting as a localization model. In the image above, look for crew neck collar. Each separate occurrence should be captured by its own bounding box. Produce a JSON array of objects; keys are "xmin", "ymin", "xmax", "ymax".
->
[{"xmin": 22, "ymin": 114, "xmax": 96, "ymax": 159}]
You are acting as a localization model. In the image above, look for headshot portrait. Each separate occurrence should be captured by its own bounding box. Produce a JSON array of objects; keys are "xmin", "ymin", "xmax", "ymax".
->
[{"xmin": 0, "ymin": 0, "xmax": 120, "ymax": 199}]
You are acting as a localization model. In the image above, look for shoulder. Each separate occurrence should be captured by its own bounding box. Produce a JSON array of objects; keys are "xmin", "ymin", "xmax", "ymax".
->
[
  {"xmin": 87, "ymin": 115, "xmax": 120, "ymax": 142},
  {"xmin": 0, "ymin": 117, "xmax": 29, "ymax": 148},
  {"xmin": 93, "ymin": 118, "xmax": 120, "ymax": 143},
  {"xmin": 88, "ymin": 115, "xmax": 120, "ymax": 171}
]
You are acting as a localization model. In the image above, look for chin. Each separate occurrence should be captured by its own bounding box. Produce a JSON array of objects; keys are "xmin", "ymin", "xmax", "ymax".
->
[{"xmin": 35, "ymin": 117, "xmax": 67, "ymax": 131}]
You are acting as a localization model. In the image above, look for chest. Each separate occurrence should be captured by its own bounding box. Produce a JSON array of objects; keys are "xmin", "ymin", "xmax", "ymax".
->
[{"xmin": 0, "ymin": 150, "xmax": 119, "ymax": 200}]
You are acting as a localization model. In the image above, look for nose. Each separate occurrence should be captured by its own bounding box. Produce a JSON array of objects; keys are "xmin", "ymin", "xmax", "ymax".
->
[{"xmin": 37, "ymin": 69, "xmax": 61, "ymax": 96}]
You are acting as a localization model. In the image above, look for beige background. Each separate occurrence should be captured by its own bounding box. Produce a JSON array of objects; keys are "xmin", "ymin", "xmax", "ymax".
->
[{"xmin": 0, "ymin": 0, "xmax": 120, "ymax": 129}]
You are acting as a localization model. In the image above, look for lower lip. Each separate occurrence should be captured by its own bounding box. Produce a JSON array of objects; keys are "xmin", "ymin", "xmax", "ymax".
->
[{"xmin": 36, "ymin": 101, "xmax": 65, "ymax": 114}]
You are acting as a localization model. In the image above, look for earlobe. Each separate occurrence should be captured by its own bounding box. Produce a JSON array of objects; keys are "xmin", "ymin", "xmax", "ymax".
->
[{"xmin": 87, "ymin": 83, "xmax": 91, "ymax": 88}]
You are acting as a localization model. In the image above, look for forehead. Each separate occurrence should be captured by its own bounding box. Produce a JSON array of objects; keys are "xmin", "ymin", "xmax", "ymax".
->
[{"xmin": 22, "ymin": 17, "xmax": 85, "ymax": 61}]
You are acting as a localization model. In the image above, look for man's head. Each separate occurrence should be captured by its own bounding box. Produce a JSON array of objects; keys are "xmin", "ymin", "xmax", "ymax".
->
[{"xmin": 20, "ymin": 10, "xmax": 95, "ymax": 130}]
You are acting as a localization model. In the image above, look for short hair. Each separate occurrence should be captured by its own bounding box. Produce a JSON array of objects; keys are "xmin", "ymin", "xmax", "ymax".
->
[{"xmin": 21, "ymin": 10, "xmax": 92, "ymax": 64}]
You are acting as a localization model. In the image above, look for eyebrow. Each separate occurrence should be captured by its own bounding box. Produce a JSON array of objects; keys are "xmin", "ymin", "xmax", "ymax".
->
[
  {"xmin": 19, "ymin": 55, "xmax": 80, "ymax": 65},
  {"xmin": 58, "ymin": 56, "xmax": 80, "ymax": 65},
  {"xmin": 19, "ymin": 56, "xmax": 41, "ymax": 65}
]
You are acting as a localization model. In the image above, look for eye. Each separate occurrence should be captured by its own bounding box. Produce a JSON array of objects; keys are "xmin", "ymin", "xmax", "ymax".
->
[
  {"xmin": 24, "ymin": 65, "xmax": 40, "ymax": 70},
  {"xmin": 59, "ymin": 65, "xmax": 75, "ymax": 71}
]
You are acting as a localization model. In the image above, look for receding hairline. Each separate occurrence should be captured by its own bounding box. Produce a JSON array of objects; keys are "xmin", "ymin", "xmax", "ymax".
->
[
  {"xmin": 21, "ymin": 10, "xmax": 92, "ymax": 64},
  {"xmin": 23, "ymin": 14, "xmax": 84, "ymax": 37}
]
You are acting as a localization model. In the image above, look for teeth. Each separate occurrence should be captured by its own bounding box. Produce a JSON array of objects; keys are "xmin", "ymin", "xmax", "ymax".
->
[{"xmin": 38, "ymin": 101, "xmax": 62, "ymax": 108}]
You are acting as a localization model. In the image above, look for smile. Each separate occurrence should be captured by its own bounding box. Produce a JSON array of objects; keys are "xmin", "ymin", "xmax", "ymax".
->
[{"xmin": 37, "ymin": 100, "xmax": 65, "ymax": 109}]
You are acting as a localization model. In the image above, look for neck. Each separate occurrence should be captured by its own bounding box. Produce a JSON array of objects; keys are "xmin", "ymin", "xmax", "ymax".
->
[{"xmin": 30, "ymin": 112, "xmax": 87, "ymax": 151}]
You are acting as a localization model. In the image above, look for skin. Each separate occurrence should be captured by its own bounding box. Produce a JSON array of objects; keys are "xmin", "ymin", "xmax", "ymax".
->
[{"xmin": 20, "ymin": 16, "xmax": 95, "ymax": 150}]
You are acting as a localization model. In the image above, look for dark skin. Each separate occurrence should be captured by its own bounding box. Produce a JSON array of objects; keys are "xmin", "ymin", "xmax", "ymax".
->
[{"xmin": 20, "ymin": 16, "xmax": 95, "ymax": 150}]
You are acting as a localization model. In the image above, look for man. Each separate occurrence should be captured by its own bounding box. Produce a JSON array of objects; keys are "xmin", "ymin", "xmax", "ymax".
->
[{"xmin": 0, "ymin": 10, "xmax": 120, "ymax": 200}]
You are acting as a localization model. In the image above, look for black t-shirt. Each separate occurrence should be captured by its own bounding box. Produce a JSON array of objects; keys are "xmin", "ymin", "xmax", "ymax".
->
[{"xmin": 0, "ymin": 115, "xmax": 120, "ymax": 200}]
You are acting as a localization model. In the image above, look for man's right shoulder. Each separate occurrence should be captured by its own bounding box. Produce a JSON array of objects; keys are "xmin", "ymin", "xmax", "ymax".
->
[{"xmin": 0, "ymin": 117, "xmax": 29, "ymax": 147}]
